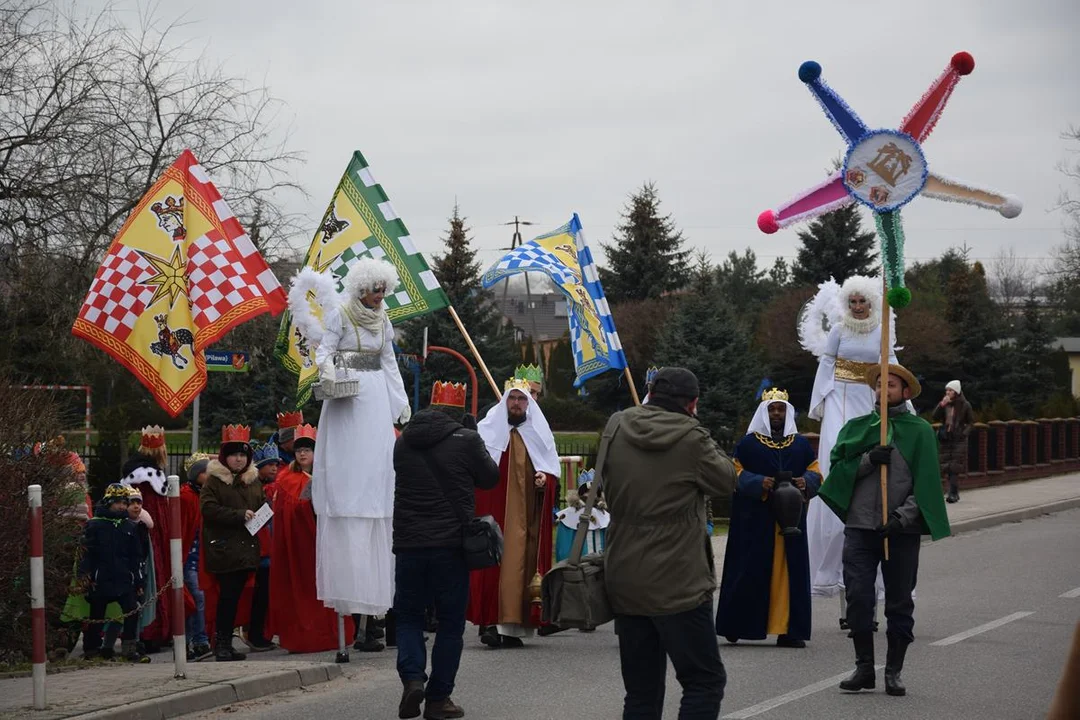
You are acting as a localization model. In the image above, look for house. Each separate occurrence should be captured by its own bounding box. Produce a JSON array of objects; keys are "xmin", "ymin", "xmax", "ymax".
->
[
  {"xmin": 492, "ymin": 291, "xmax": 571, "ymax": 361},
  {"xmin": 1053, "ymin": 338, "xmax": 1080, "ymax": 398}
]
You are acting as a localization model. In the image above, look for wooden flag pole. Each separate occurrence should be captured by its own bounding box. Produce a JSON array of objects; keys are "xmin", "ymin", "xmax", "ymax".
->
[
  {"xmin": 447, "ymin": 304, "xmax": 502, "ymax": 399},
  {"xmin": 879, "ymin": 276, "xmax": 891, "ymax": 562},
  {"xmin": 623, "ymin": 367, "xmax": 641, "ymax": 406}
]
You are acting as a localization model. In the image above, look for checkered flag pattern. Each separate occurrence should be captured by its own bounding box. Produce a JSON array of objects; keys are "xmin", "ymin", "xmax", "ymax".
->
[
  {"xmin": 77, "ymin": 245, "xmax": 156, "ymax": 341},
  {"xmin": 570, "ymin": 212, "xmax": 627, "ymax": 367},
  {"xmin": 486, "ymin": 245, "xmax": 581, "ymax": 287},
  {"xmin": 186, "ymin": 231, "xmax": 261, "ymax": 326}
]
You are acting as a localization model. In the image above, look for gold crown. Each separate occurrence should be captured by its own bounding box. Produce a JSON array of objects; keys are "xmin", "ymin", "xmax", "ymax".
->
[
  {"xmin": 761, "ymin": 388, "xmax": 789, "ymax": 403},
  {"xmin": 504, "ymin": 377, "xmax": 533, "ymax": 394}
]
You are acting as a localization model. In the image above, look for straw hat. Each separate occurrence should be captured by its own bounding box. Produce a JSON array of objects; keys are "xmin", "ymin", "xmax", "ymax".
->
[{"xmin": 865, "ymin": 363, "xmax": 921, "ymax": 400}]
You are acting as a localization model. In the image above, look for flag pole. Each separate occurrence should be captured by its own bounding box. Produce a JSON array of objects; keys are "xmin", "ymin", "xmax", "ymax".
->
[
  {"xmin": 623, "ymin": 367, "xmax": 641, "ymax": 406},
  {"xmin": 447, "ymin": 305, "xmax": 501, "ymax": 398},
  {"xmin": 879, "ymin": 275, "xmax": 890, "ymax": 562}
]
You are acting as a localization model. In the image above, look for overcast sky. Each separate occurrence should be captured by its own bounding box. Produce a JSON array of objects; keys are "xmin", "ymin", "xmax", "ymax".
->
[{"xmin": 112, "ymin": 0, "xmax": 1079, "ymax": 277}]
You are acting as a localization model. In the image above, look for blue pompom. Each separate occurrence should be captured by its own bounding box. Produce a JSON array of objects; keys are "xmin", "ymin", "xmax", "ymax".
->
[{"xmin": 798, "ymin": 61, "xmax": 822, "ymax": 84}]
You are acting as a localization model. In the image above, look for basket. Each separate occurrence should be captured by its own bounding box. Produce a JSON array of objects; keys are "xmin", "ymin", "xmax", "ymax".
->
[{"xmin": 313, "ymin": 379, "xmax": 361, "ymax": 401}]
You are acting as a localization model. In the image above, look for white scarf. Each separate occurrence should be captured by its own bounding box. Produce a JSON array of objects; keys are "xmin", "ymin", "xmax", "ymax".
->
[
  {"xmin": 476, "ymin": 389, "xmax": 562, "ymax": 476},
  {"xmin": 745, "ymin": 399, "xmax": 798, "ymax": 438},
  {"xmin": 343, "ymin": 299, "xmax": 386, "ymax": 335}
]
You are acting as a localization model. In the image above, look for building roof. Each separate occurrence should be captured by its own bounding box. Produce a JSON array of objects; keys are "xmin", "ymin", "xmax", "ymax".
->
[
  {"xmin": 1054, "ymin": 338, "xmax": 1080, "ymax": 353},
  {"xmin": 492, "ymin": 291, "xmax": 569, "ymax": 342}
]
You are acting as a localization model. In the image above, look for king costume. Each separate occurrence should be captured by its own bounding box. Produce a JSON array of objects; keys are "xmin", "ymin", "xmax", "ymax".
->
[
  {"xmin": 716, "ymin": 390, "xmax": 821, "ymax": 647},
  {"xmin": 469, "ymin": 376, "xmax": 560, "ymax": 646}
]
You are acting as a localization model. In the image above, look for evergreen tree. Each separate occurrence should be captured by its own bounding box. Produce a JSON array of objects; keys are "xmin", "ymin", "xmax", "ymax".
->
[
  {"xmin": 599, "ymin": 182, "xmax": 690, "ymax": 302},
  {"xmin": 791, "ymin": 203, "xmax": 879, "ymax": 285},
  {"xmin": 544, "ymin": 334, "xmax": 577, "ymax": 397},
  {"xmin": 998, "ymin": 293, "xmax": 1056, "ymax": 416},
  {"xmin": 398, "ymin": 206, "xmax": 517, "ymax": 409},
  {"xmin": 654, "ymin": 281, "xmax": 762, "ymax": 441}
]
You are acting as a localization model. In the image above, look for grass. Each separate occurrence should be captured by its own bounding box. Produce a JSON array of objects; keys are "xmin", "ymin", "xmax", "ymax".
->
[{"xmin": 554, "ymin": 431, "xmax": 599, "ymax": 453}]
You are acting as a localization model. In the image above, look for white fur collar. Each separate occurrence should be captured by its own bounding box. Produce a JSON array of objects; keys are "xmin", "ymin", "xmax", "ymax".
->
[{"xmin": 207, "ymin": 459, "xmax": 258, "ymax": 486}]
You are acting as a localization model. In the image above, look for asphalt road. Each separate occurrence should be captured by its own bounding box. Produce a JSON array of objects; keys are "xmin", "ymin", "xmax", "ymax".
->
[{"xmin": 186, "ymin": 509, "xmax": 1080, "ymax": 719}]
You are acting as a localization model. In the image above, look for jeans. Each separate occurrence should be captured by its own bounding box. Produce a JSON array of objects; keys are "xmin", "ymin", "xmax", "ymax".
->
[
  {"xmin": 84, "ymin": 591, "xmax": 139, "ymax": 652},
  {"xmin": 616, "ymin": 600, "xmax": 727, "ymax": 720},
  {"xmin": 213, "ymin": 570, "xmax": 252, "ymax": 642},
  {"xmin": 184, "ymin": 547, "xmax": 208, "ymax": 645},
  {"xmin": 843, "ymin": 529, "xmax": 920, "ymax": 641},
  {"xmin": 393, "ymin": 547, "xmax": 470, "ymax": 701}
]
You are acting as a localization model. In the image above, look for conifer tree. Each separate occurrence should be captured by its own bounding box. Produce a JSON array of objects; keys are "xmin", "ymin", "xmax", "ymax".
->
[{"xmin": 791, "ymin": 203, "xmax": 879, "ymax": 285}]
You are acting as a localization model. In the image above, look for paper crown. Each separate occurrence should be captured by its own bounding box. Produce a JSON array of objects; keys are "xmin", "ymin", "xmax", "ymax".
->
[
  {"xmin": 184, "ymin": 452, "xmax": 212, "ymax": 473},
  {"xmin": 431, "ymin": 381, "xmax": 467, "ymax": 408},
  {"xmin": 514, "ymin": 364, "xmax": 543, "ymax": 385},
  {"xmin": 761, "ymin": 388, "xmax": 790, "ymax": 403},
  {"xmin": 252, "ymin": 442, "xmax": 280, "ymax": 466},
  {"xmin": 294, "ymin": 424, "xmax": 317, "ymax": 443},
  {"xmin": 139, "ymin": 425, "xmax": 166, "ymax": 450},
  {"xmin": 221, "ymin": 424, "xmax": 251, "ymax": 444},
  {"xmin": 645, "ymin": 366, "xmax": 661, "ymax": 385},
  {"xmin": 276, "ymin": 410, "xmax": 303, "ymax": 429},
  {"xmin": 504, "ymin": 377, "xmax": 533, "ymax": 394},
  {"xmin": 576, "ymin": 468, "xmax": 595, "ymax": 490}
]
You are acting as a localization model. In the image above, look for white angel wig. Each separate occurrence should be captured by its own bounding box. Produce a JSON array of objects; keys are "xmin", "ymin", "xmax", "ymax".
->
[
  {"xmin": 840, "ymin": 275, "xmax": 881, "ymax": 333},
  {"xmin": 344, "ymin": 257, "xmax": 400, "ymax": 301}
]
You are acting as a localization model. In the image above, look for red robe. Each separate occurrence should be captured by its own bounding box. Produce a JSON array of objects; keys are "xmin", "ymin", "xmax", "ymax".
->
[
  {"xmin": 137, "ymin": 491, "xmax": 173, "ymax": 643},
  {"xmin": 467, "ymin": 433, "xmax": 557, "ymax": 628},
  {"xmin": 270, "ymin": 466, "xmax": 353, "ymax": 652},
  {"xmin": 179, "ymin": 484, "xmax": 201, "ymax": 616}
]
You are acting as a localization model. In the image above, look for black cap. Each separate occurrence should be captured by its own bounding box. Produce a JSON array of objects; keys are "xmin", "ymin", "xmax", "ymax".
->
[{"xmin": 650, "ymin": 367, "xmax": 700, "ymax": 400}]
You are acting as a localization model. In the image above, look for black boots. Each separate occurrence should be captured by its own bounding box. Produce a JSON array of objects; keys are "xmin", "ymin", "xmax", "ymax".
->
[
  {"xmin": 946, "ymin": 475, "xmax": 960, "ymax": 503},
  {"xmin": 215, "ymin": 632, "xmax": 247, "ymax": 662},
  {"xmin": 839, "ymin": 632, "xmax": 876, "ymax": 691},
  {"xmin": 885, "ymin": 633, "xmax": 910, "ymax": 696}
]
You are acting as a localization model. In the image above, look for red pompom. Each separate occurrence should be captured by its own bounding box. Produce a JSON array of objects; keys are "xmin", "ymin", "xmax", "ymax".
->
[
  {"xmin": 757, "ymin": 210, "xmax": 779, "ymax": 234},
  {"xmin": 951, "ymin": 51, "xmax": 975, "ymax": 76}
]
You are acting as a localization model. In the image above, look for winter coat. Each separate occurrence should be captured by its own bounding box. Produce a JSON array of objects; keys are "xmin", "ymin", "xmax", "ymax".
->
[
  {"xmin": 933, "ymin": 395, "xmax": 974, "ymax": 475},
  {"xmin": 200, "ymin": 459, "xmax": 264, "ymax": 574},
  {"xmin": 601, "ymin": 404, "xmax": 737, "ymax": 616},
  {"xmin": 393, "ymin": 408, "xmax": 500, "ymax": 551},
  {"xmin": 78, "ymin": 506, "xmax": 144, "ymax": 599}
]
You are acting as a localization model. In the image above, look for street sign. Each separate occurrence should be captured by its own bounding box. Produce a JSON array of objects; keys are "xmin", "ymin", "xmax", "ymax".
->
[{"xmin": 206, "ymin": 350, "xmax": 250, "ymax": 373}]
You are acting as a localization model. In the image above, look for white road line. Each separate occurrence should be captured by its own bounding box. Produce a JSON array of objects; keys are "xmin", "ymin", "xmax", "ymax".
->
[
  {"xmin": 1061, "ymin": 587, "xmax": 1080, "ymax": 599},
  {"xmin": 721, "ymin": 665, "xmax": 884, "ymax": 719},
  {"xmin": 929, "ymin": 611, "xmax": 1034, "ymax": 647}
]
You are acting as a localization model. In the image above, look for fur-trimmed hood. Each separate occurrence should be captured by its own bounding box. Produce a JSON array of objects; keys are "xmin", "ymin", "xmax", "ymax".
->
[{"xmin": 207, "ymin": 459, "xmax": 258, "ymax": 486}]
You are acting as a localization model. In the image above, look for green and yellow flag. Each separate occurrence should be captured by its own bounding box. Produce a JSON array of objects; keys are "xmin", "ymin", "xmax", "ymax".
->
[{"xmin": 275, "ymin": 151, "xmax": 448, "ymax": 404}]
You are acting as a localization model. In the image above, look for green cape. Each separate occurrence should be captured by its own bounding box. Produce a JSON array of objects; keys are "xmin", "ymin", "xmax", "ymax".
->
[{"xmin": 819, "ymin": 410, "xmax": 951, "ymax": 541}]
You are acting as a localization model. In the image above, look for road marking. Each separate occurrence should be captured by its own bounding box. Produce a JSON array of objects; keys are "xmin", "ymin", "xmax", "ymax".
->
[
  {"xmin": 1061, "ymin": 587, "xmax": 1080, "ymax": 599},
  {"xmin": 929, "ymin": 611, "xmax": 1034, "ymax": 647},
  {"xmin": 722, "ymin": 665, "xmax": 884, "ymax": 719}
]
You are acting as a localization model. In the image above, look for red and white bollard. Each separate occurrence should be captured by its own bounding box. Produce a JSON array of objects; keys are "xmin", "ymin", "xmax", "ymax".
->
[
  {"xmin": 28, "ymin": 484, "xmax": 46, "ymax": 709},
  {"xmin": 167, "ymin": 475, "xmax": 187, "ymax": 678}
]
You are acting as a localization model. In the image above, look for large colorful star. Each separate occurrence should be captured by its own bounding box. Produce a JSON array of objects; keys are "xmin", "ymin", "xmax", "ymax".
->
[
  {"xmin": 140, "ymin": 246, "xmax": 189, "ymax": 308},
  {"xmin": 757, "ymin": 52, "xmax": 1022, "ymax": 307}
]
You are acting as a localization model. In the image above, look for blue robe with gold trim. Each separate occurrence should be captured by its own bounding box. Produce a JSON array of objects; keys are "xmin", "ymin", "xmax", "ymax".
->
[{"xmin": 716, "ymin": 433, "xmax": 821, "ymax": 642}]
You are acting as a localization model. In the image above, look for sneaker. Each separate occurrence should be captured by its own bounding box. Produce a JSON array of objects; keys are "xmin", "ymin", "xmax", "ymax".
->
[
  {"xmin": 192, "ymin": 643, "xmax": 213, "ymax": 661},
  {"xmin": 424, "ymin": 697, "xmax": 465, "ymax": 720}
]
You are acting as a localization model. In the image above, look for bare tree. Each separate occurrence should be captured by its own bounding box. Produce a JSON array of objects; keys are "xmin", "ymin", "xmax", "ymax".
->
[{"xmin": 988, "ymin": 246, "xmax": 1035, "ymax": 308}]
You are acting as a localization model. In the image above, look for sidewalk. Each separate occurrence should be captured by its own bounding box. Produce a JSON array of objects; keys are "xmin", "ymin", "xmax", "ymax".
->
[{"xmin": 0, "ymin": 658, "xmax": 347, "ymax": 720}]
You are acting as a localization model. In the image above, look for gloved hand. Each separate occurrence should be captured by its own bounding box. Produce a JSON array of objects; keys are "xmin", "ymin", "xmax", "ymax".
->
[
  {"xmin": 877, "ymin": 514, "xmax": 904, "ymax": 538},
  {"xmin": 868, "ymin": 445, "xmax": 893, "ymax": 466},
  {"xmin": 318, "ymin": 360, "xmax": 336, "ymax": 384},
  {"xmin": 397, "ymin": 404, "xmax": 412, "ymax": 425}
]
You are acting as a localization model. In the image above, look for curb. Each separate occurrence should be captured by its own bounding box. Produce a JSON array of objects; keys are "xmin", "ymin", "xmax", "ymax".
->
[
  {"xmin": 71, "ymin": 663, "xmax": 344, "ymax": 719},
  {"xmin": 948, "ymin": 497, "xmax": 1080, "ymax": 535}
]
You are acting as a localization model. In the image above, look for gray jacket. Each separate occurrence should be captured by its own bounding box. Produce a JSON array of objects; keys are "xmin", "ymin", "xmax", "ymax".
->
[{"xmin": 848, "ymin": 447, "xmax": 922, "ymax": 533}]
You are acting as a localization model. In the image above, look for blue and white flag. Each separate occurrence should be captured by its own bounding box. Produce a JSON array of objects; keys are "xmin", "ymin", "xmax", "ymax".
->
[{"xmin": 482, "ymin": 213, "xmax": 627, "ymax": 386}]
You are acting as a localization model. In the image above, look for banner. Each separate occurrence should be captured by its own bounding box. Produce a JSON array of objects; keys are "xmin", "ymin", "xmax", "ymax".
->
[
  {"xmin": 275, "ymin": 151, "xmax": 449, "ymax": 405},
  {"xmin": 72, "ymin": 150, "xmax": 286, "ymax": 415},
  {"xmin": 481, "ymin": 213, "xmax": 626, "ymax": 386}
]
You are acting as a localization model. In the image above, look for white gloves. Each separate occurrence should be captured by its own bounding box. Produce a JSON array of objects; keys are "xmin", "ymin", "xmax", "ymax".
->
[
  {"xmin": 319, "ymin": 360, "xmax": 336, "ymax": 384},
  {"xmin": 397, "ymin": 404, "xmax": 412, "ymax": 425}
]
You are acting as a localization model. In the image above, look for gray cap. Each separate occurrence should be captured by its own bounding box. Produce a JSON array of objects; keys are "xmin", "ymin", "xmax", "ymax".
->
[{"xmin": 650, "ymin": 367, "xmax": 700, "ymax": 400}]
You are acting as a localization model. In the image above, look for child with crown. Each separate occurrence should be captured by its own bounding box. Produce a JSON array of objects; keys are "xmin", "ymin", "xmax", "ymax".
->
[{"xmin": 716, "ymin": 388, "xmax": 822, "ymax": 649}]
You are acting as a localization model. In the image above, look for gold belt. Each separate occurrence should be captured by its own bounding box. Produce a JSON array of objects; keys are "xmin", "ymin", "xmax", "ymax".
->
[{"xmin": 834, "ymin": 358, "xmax": 875, "ymax": 383}]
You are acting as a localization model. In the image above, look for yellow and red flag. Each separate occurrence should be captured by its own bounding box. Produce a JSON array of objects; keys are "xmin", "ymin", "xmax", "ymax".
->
[{"xmin": 72, "ymin": 150, "xmax": 287, "ymax": 415}]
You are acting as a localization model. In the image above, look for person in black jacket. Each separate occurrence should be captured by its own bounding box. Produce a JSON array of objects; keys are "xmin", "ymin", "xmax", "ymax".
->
[
  {"xmin": 392, "ymin": 381, "xmax": 500, "ymax": 720},
  {"xmin": 79, "ymin": 484, "xmax": 147, "ymax": 662}
]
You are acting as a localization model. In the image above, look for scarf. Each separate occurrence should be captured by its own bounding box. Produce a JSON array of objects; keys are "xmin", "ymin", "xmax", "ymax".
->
[{"xmin": 344, "ymin": 299, "xmax": 386, "ymax": 335}]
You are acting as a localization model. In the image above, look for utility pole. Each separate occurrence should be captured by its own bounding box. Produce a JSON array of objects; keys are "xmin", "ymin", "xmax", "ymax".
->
[{"xmin": 501, "ymin": 217, "xmax": 544, "ymax": 381}]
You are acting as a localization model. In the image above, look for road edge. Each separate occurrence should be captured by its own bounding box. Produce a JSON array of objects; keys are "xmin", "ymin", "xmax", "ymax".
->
[
  {"xmin": 948, "ymin": 496, "xmax": 1080, "ymax": 535},
  {"xmin": 70, "ymin": 663, "xmax": 345, "ymax": 719}
]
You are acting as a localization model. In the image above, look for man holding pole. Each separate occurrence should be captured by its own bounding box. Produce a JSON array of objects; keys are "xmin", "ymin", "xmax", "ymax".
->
[{"xmin": 818, "ymin": 363, "xmax": 950, "ymax": 697}]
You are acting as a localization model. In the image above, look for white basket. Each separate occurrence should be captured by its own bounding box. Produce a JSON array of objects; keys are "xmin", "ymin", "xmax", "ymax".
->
[{"xmin": 313, "ymin": 379, "xmax": 361, "ymax": 401}]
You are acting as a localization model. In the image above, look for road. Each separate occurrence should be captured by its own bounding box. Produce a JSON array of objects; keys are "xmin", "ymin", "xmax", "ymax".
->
[{"xmin": 186, "ymin": 509, "xmax": 1080, "ymax": 719}]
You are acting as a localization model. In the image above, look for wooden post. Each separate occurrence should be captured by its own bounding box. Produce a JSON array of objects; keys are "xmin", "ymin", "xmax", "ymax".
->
[
  {"xmin": 879, "ymin": 281, "xmax": 890, "ymax": 561},
  {"xmin": 447, "ymin": 305, "xmax": 501, "ymax": 398},
  {"xmin": 623, "ymin": 367, "xmax": 641, "ymax": 406}
]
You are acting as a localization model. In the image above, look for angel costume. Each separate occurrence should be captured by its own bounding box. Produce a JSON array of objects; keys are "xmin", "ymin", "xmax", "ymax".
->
[
  {"xmin": 291, "ymin": 259, "xmax": 410, "ymax": 616},
  {"xmin": 801, "ymin": 276, "xmax": 899, "ymax": 599}
]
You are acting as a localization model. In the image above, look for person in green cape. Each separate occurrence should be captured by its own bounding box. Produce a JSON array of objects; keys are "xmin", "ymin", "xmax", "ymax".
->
[{"xmin": 818, "ymin": 363, "xmax": 950, "ymax": 697}]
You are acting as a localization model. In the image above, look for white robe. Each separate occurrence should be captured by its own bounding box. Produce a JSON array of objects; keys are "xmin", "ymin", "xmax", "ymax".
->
[
  {"xmin": 807, "ymin": 324, "xmax": 896, "ymax": 597},
  {"xmin": 312, "ymin": 307, "xmax": 409, "ymax": 615}
]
